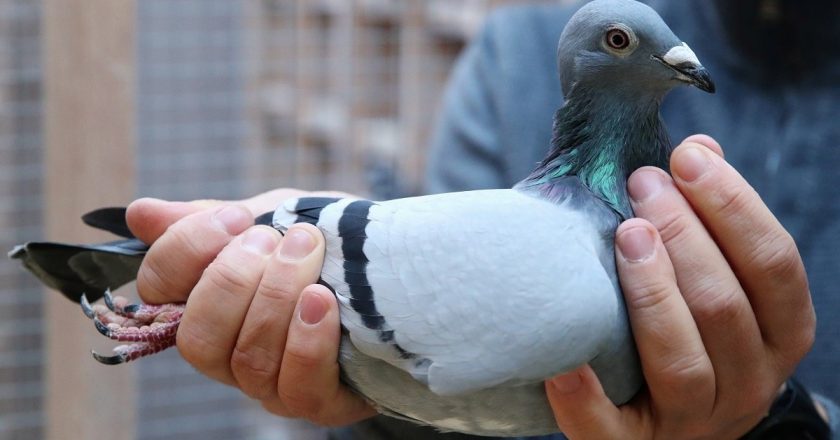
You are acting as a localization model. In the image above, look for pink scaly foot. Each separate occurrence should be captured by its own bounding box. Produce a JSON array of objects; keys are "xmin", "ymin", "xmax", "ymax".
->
[{"xmin": 80, "ymin": 290, "xmax": 184, "ymax": 364}]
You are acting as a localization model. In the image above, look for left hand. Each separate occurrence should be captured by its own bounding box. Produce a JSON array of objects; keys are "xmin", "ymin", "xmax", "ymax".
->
[
  {"xmin": 545, "ymin": 135, "xmax": 817, "ymax": 439},
  {"xmin": 126, "ymin": 189, "xmax": 375, "ymax": 426}
]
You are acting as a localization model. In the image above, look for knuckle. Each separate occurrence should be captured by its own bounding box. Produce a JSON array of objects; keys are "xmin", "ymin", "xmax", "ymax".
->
[
  {"xmin": 176, "ymin": 324, "xmax": 223, "ymax": 372},
  {"xmin": 168, "ymin": 219, "xmax": 209, "ymax": 258},
  {"xmin": 256, "ymin": 271, "xmax": 301, "ymax": 304},
  {"xmin": 746, "ymin": 233, "xmax": 805, "ymax": 285},
  {"xmin": 230, "ymin": 345, "xmax": 279, "ymax": 399},
  {"xmin": 688, "ymin": 283, "xmax": 744, "ymax": 326},
  {"xmin": 797, "ymin": 315, "xmax": 817, "ymax": 354},
  {"xmin": 283, "ymin": 337, "xmax": 322, "ymax": 371},
  {"xmin": 653, "ymin": 211, "xmax": 692, "ymax": 246},
  {"xmin": 204, "ymin": 259, "xmax": 254, "ymax": 295},
  {"xmin": 655, "ymin": 350, "xmax": 711, "ymax": 392},
  {"xmin": 316, "ymin": 411, "xmax": 356, "ymax": 428},
  {"xmin": 176, "ymin": 343, "xmax": 204, "ymax": 372},
  {"xmin": 137, "ymin": 258, "xmax": 174, "ymax": 302},
  {"xmin": 793, "ymin": 304, "xmax": 816, "ymax": 349},
  {"xmin": 776, "ymin": 308, "xmax": 816, "ymax": 368},
  {"xmin": 261, "ymin": 398, "xmax": 295, "ymax": 419},
  {"xmin": 710, "ymin": 184, "xmax": 755, "ymax": 220},
  {"xmin": 624, "ymin": 276, "xmax": 675, "ymax": 313},
  {"xmin": 278, "ymin": 387, "xmax": 324, "ymax": 420},
  {"xmin": 554, "ymin": 409, "xmax": 604, "ymax": 436}
]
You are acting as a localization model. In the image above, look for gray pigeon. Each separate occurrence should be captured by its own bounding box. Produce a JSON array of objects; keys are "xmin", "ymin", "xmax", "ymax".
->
[{"xmin": 10, "ymin": 0, "xmax": 714, "ymax": 436}]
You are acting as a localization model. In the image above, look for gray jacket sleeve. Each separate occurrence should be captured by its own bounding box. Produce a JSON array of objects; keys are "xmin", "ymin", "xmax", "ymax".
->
[
  {"xmin": 423, "ymin": 14, "xmax": 508, "ymax": 194},
  {"xmin": 423, "ymin": 5, "xmax": 570, "ymax": 195},
  {"xmin": 815, "ymin": 395, "xmax": 840, "ymax": 433}
]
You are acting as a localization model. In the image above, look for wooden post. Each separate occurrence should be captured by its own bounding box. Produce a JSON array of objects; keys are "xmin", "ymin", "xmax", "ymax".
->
[{"xmin": 42, "ymin": 1, "xmax": 137, "ymax": 439}]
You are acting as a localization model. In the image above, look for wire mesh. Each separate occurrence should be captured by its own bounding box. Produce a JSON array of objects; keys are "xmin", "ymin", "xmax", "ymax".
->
[
  {"xmin": 0, "ymin": 1, "xmax": 561, "ymax": 438},
  {"xmin": 0, "ymin": 0, "xmax": 44, "ymax": 438}
]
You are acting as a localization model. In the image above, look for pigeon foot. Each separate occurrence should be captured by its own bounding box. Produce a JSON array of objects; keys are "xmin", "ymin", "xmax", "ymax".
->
[{"xmin": 81, "ymin": 290, "xmax": 183, "ymax": 364}]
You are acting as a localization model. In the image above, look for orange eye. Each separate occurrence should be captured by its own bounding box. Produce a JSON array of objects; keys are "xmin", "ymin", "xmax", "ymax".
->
[{"xmin": 606, "ymin": 28, "xmax": 630, "ymax": 50}]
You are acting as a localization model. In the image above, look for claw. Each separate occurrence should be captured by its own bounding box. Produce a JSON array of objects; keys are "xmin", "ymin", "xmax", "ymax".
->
[
  {"xmin": 92, "ymin": 349, "xmax": 128, "ymax": 365},
  {"xmin": 103, "ymin": 289, "xmax": 141, "ymax": 316},
  {"xmin": 80, "ymin": 294, "xmax": 95, "ymax": 319},
  {"xmin": 94, "ymin": 318, "xmax": 112, "ymax": 338},
  {"xmin": 92, "ymin": 341, "xmax": 174, "ymax": 365},
  {"xmin": 103, "ymin": 289, "xmax": 116, "ymax": 312}
]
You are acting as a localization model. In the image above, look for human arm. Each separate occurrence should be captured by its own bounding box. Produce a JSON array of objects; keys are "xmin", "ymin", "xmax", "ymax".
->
[
  {"xmin": 424, "ymin": 13, "xmax": 507, "ymax": 194},
  {"xmin": 546, "ymin": 136, "xmax": 831, "ymax": 439},
  {"xmin": 425, "ymin": 6, "xmax": 566, "ymax": 194},
  {"xmin": 126, "ymin": 189, "xmax": 376, "ymax": 426}
]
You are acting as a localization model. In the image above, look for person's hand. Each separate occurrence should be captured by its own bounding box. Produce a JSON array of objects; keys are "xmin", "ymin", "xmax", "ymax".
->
[
  {"xmin": 546, "ymin": 135, "xmax": 817, "ymax": 439},
  {"xmin": 126, "ymin": 189, "xmax": 376, "ymax": 426}
]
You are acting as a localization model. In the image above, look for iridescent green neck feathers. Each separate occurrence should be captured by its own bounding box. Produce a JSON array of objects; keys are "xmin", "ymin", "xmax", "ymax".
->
[{"xmin": 519, "ymin": 90, "xmax": 672, "ymax": 219}]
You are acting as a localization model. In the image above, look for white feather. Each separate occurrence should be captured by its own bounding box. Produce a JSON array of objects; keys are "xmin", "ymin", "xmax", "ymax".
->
[{"xmin": 278, "ymin": 189, "xmax": 624, "ymax": 396}]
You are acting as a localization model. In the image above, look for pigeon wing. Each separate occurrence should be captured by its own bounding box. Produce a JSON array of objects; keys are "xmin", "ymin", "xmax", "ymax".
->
[{"xmin": 276, "ymin": 189, "xmax": 621, "ymax": 396}]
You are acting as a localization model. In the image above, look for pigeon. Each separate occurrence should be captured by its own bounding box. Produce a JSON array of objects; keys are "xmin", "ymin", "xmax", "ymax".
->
[{"xmin": 10, "ymin": 0, "xmax": 715, "ymax": 436}]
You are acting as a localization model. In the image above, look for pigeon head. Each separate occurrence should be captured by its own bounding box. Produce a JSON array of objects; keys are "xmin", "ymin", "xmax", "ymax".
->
[
  {"xmin": 520, "ymin": 0, "xmax": 716, "ymax": 219},
  {"xmin": 557, "ymin": 0, "xmax": 715, "ymax": 99}
]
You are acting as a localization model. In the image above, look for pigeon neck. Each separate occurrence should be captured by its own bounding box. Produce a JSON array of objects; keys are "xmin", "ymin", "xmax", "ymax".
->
[{"xmin": 519, "ymin": 90, "xmax": 672, "ymax": 219}]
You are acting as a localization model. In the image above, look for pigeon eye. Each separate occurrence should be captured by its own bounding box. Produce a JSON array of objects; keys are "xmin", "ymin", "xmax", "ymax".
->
[{"xmin": 606, "ymin": 28, "xmax": 631, "ymax": 50}]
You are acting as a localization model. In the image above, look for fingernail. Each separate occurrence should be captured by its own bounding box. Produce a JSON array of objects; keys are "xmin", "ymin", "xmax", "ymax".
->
[
  {"xmin": 617, "ymin": 226, "xmax": 655, "ymax": 262},
  {"xmin": 213, "ymin": 205, "xmax": 250, "ymax": 234},
  {"xmin": 550, "ymin": 372, "xmax": 582, "ymax": 394},
  {"xmin": 279, "ymin": 228, "xmax": 316, "ymax": 260},
  {"xmin": 241, "ymin": 227, "xmax": 279, "ymax": 255},
  {"xmin": 299, "ymin": 291, "xmax": 326, "ymax": 325},
  {"xmin": 673, "ymin": 146, "xmax": 711, "ymax": 182},
  {"xmin": 682, "ymin": 135, "xmax": 723, "ymax": 157},
  {"xmin": 628, "ymin": 169, "xmax": 665, "ymax": 202}
]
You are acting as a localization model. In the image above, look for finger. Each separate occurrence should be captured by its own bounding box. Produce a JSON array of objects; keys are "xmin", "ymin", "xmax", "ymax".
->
[
  {"xmin": 670, "ymin": 141, "xmax": 815, "ymax": 366},
  {"xmin": 231, "ymin": 223, "xmax": 326, "ymax": 399},
  {"xmin": 546, "ymin": 365, "xmax": 631, "ymax": 440},
  {"xmin": 126, "ymin": 198, "xmax": 217, "ymax": 244},
  {"xmin": 127, "ymin": 190, "xmax": 356, "ymax": 244},
  {"xmin": 615, "ymin": 220, "xmax": 715, "ymax": 416},
  {"xmin": 682, "ymin": 134, "xmax": 723, "ymax": 158},
  {"xmin": 176, "ymin": 225, "xmax": 281, "ymax": 385},
  {"xmin": 276, "ymin": 284, "xmax": 376, "ymax": 426},
  {"xmin": 627, "ymin": 167, "xmax": 766, "ymax": 401},
  {"xmin": 136, "ymin": 204, "xmax": 253, "ymax": 304}
]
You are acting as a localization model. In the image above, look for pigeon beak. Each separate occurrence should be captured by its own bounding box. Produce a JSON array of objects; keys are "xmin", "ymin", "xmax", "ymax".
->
[
  {"xmin": 653, "ymin": 43, "xmax": 716, "ymax": 94},
  {"xmin": 677, "ymin": 64, "xmax": 715, "ymax": 94}
]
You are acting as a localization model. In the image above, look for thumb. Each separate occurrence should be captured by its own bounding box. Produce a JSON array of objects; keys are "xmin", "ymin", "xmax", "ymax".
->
[
  {"xmin": 127, "ymin": 190, "xmax": 355, "ymax": 245},
  {"xmin": 545, "ymin": 365, "xmax": 626, "ymax": 440},
  {"xmin": 126, "ymin": 197, "xmax": 222, "ymax": 244}
]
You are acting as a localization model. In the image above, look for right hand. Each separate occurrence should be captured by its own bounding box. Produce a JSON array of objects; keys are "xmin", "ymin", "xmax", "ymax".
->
[
  {"xmin": 546, "ymin": 137, "xmax": 817, "ymax": 438},
  {"xmin": 126, "ymin": 189, "xmax": 376, "ymax": 426}
]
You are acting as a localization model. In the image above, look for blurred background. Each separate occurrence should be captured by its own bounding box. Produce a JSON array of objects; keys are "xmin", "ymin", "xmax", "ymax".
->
[{"xmin": 0, "ymin": 0, "xmax": 569, "ymax": 439}]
